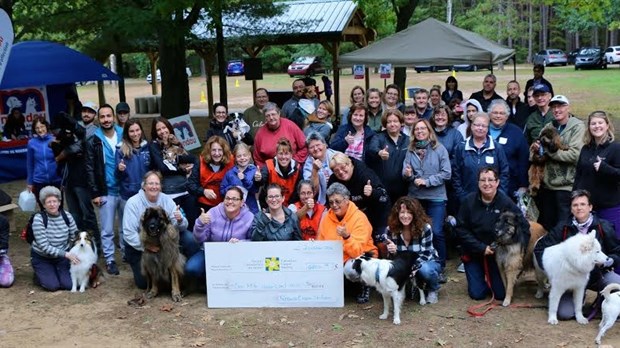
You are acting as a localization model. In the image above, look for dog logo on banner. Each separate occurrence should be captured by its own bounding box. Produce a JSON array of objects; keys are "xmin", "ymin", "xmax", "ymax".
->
[{"xmin": 0, "ymin": 86, "xmax": 48, "ymax": 132}]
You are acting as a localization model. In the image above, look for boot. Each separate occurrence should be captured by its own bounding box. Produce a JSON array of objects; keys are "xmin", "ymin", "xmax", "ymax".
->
[{"xmin": 356, "ymin": 284, "xmax": 371, "ymax": 304}]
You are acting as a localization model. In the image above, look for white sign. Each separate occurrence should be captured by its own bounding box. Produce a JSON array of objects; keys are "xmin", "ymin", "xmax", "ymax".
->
[
  {"xmin": 0, "ymin": 9, "xmax": 14, "ymax": 85},
  {"xmin": 0, "ymin": 85, "xmax": 49, "ymax": 133},
  {"xmin": 205, "ymin": 241, "xmax": 344, "ymax": 308},
  {"xmin": 379, "ymin": 64, "xmax": 392, "ymax": 78},
  {"xmin": 168, "ymin": 114, "xmax": 201, "ymax": 151}
]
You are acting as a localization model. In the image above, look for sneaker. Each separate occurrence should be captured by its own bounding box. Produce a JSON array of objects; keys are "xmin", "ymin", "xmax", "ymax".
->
[
  {"xmin": 427, "ymin": 291, "xmax": 439, "ymax": 304},
  {"xmin": 356, "ymin": 285, "xmax": 371, "ymax": 304},
  {"xmin": 0, "ymin": 254, "xmax": 15, "ymax": 287},
  {"xmin": 106, "ymin": 261, "xmax": 120, "ymax": 275},
  {"xmin": 457, "ymin": 262, "xmax": 465, "ymax": 273},
  {"xmin": 438, "ymin": 272, "xmax": 447, "ymax": 284}
]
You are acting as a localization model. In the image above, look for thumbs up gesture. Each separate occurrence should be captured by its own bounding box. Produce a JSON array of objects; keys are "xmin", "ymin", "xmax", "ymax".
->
[
  {"xmin": 379, "ymin": 144, "xmax": 389, "ymax": 160},
  {"xmin": 118, "ymin": 159, "xmax": 126, "ymax": 172},
  {"xmin": 336, "ymin": 224, "xmax": 348, "ymax": 238},
  {"xmin": 254, "ymin": 165, "xmax": 262, "ymax": 182},
  {"xmin": 173, "ymin": 205, "xmax": 182, "ymax": 222},
  {"xmin": 403, "ymin": 164, "xmax": 413, "ymax": 178},
  {"xmin": 345, "ymin": 131, "xmax": 355, "ymax": 145},
  {"xmin": 363, "ymin": 179, "xmax": 372, "ymax": 197},
  {"xmin": 199, "ymin": 207, "xmax": 211, "ymax": 225}
]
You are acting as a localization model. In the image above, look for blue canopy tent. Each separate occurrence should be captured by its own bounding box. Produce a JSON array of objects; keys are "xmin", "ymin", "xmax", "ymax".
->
[{"xmin": 0, "ymin": 40, "xmax": 120, "ymax": 183}]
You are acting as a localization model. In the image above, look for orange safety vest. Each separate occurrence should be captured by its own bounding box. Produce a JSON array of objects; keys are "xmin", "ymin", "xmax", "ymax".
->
[
  {"xmin": 294, "ymin": 201, "xmax": 326, "ymax": 240},
  {"xmin": 198, "ymin": 154, "xmax": 234, "ymax": 207},
  {"xmin": 265, "ymin": 159, "xmax": 300, "ymax": 205}
]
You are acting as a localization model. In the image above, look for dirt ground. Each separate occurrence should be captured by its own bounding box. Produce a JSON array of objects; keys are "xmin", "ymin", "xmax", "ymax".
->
[
  {"xmin": 1, "ymin": 178, "xmax": 619, "ymax": 348},
  {"xmin": 2, "ymin": 67, "xmax": 620, "ymax": 347}
]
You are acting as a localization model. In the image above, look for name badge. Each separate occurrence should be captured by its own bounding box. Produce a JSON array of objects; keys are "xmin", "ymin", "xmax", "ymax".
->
[
  {"xmin": 485, "ymin": 156, "xmax": 495, "ymax": 164},
  {"xmin": 498, "ymin": 137, "xmax": 508, "ymax": 145}
]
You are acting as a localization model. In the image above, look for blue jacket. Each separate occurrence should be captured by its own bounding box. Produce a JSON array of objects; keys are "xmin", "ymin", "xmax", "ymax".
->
[
  {"xmin": 365, "ymin": 131, "xmax": 410, "ymax": 202},
  {"xmin": 27, "ymin": 133, "xmax": 61, "ymax": 185},
  {"xmin": 489, "ymin": 122, "xmax": 529, "ymax": 196},
  {"xmin": 115, "ymin": 140, "xmax": 151, "ymax": 200},
  {"xmin": 453, "ymin": 136, "xmax": 510, "ymax": 201},
  {"xmin": 220, "ymin": 164, "xmax": 260, "ymax": 214},
  {"xmin": 434, "ymin": 126, "xmax": 464, "ymax": 161},
  {"xmin": 329, "ymin": 123, "xmax": 376, "ymax": 162}
]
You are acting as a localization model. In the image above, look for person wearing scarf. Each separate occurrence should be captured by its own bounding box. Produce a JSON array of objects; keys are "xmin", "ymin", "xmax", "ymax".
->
[{"xmin": 534, "ymin": 189, "xmax": 620, "ymax": 321}]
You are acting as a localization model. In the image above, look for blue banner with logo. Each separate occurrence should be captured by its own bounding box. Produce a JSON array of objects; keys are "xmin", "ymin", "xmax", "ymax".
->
[{"xmin": 0, "ymin": 139, "xmax": 27, "ymax": 183}]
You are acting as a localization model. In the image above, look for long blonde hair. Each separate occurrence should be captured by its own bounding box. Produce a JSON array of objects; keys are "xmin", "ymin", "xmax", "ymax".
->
[
  {"xmin": 119, "ymin": 119, "xmax": 145, "ymax": 158},
  {"xmin": 584, "ymin": 111, "xmax": 615, "ymax": 144}
]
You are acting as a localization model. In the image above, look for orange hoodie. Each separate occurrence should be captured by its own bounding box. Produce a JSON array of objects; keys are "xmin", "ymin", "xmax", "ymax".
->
[{"xmin": 317, "ymin": 201, "xmax": 377, "ymax": 263}]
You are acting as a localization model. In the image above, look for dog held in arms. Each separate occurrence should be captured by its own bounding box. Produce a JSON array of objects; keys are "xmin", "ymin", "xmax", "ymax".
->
[
  {"xmin": 69, "ymin": 231, "xmax": 101, "ymax": 293},
  {"xmin": 140, "ymin": 207, "xmax": 186, "ymax": 302},
  {"xmin": 528, "ymin": 127, "xmax": 569, "ymax": 196},
  {"xmin": 534, "ymin": 231, "xmax": 610, "ymax": 325},
  {"xmin": 493, "ymin": 211, "xmax": 547, "ymax": 306},
  {"xmin": 352, "ymin": 252, "xmax": 418, "ymax": 324}
]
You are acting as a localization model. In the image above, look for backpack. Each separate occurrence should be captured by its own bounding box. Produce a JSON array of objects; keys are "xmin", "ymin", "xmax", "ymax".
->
[{"xmin": 21, "ymin": 210, "xmax": 70, "ymax": 244}]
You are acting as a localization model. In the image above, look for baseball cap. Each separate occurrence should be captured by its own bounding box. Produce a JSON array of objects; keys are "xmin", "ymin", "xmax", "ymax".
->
[
  {"xmin": 82, "ymin": 101, "xmax": 98, "ymax": 113},
  {"xmin": 548, "ymin": 95, "xmax": 570, "ymax": 106},
  {"xmin": 532, "ymin": 84, "xmax": 550, "ymax": 95},
  {"xmin": 116, "ymin": 102, "xmax": 130, "ymax": 114}
]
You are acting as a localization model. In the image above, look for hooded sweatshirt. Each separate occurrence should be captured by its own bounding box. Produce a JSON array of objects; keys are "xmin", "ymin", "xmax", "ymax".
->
[
  {"xmin": 193, "ymin": 203, "xmax": 253, "ymax": 243},
  {"xmin": 456, "ymin": 99, "xmax": 483, "ymax": 139}
]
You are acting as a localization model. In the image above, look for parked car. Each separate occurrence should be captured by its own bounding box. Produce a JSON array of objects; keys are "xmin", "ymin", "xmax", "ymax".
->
[
  {"xmin": 574, "ymin": 47, "xmax": 607, "ymax": 70},
  {"xmin": 414, "ymin": 65, "xmax": 451, "ymax": 73},
  {"xmin": 287, "ymin": 56, "xmax": 324, "ymax": 77},
  {"xmin": 451, "ymin": 64, "xmax": 492, "ymax": 72},
  {"xmin": 604, "ymin": 46, "xmax": 620, "ymax": 64},
  {"xmin": 533, "ymin": 49, "xmax": 568, "ymax": 67},
  {"xmin": 227, "ymin": 60, "xmax": 245, "ymax": 76},
  {"xmin": 567, "ymin": 48, "xmax": 581, "ymax": 65},
  {"xmin": 146, "ymin": 67, "xmax": 192, "ymax": 84}
]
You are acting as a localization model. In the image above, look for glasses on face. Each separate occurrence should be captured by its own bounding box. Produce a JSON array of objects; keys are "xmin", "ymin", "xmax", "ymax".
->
[
  {"xmin": 224, "ymin": 196, "xmax": 242, "ymax": 202},
  {"xmin": 414, "ymin": 127, "xmax": 428, "ymax": 131},
  {"xmin": 328, "ymin": 198, "xmax": 345, "ymax": 206},
  {"xmin": 267, "ymin": 195, "xmax": 281, "ymax": 200},
  {"xmin": 479, "ymin": 178, "xmax": 497, "ymax": 183},
  {"xmin": 145, "ymin": 182, "xmax": 161, "ymax": 187},
  {"xmin": 491, "ymin": 111, "xmax": 506, "ymax": 115},
  {"xmin": 472, "ymin": 123, "xmax": 488, "ymax": 129}
]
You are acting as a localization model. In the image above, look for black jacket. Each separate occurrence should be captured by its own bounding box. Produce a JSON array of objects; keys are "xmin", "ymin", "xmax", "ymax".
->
[
  {"xmin": 84, "ymin": 135, "xmax": 107, "ymax": 199},
  {"xmin": 205, "ymin": 119, "xmax": 253, "ymax": 150},
  {"xmin": 456, "ymin": 190, "xmax": 529, "ymax": 255},
  {"xmin": 365, "ymin": 131, "xmax": 410, "ymax": 202},
  {"xmin": 469, "ymin": 90, "xmax": 504, "ymax": 112},
  {"xmin": 505, "ymin": 97, "xmax": 530, "ymax": 130},
  {"xmin": 149, "ymin": 141, "xmax": 195, "ymax": 195},
  {"xmin": 574, "ymin": 141, "xmax": 620, "ymax": 210}
]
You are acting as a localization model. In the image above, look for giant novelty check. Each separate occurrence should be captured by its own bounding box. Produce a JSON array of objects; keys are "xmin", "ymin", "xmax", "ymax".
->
[{"xmin": 204, "ymin": 241, "xmax": 344, "ymax": 308}]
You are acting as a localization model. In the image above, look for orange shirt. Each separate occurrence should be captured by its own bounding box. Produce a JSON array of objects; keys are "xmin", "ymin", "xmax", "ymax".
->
[{"xmin": 198, "ymin": 154, "xmax": 234, "ymax": 207}]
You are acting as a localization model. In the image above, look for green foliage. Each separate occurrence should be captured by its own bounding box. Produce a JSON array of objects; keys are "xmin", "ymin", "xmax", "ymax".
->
[{"xmin": 356, "ymin": 0, "xmax": 396, "ymax": 38}]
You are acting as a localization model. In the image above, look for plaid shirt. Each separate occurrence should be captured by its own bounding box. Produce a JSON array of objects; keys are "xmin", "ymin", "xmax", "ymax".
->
[{"xmin": 387, "ymin": 223, "xmax": 438, "ymax": 266}]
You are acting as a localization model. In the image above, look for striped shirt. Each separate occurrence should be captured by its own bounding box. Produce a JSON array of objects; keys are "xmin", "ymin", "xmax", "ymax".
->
[
  {"xmin": 387, "ymin": 223, "xmax": 438, "ymax": 266},
  {"xmin": 32, "ymin": 211, "xmax": 78, "ymax": 258}
]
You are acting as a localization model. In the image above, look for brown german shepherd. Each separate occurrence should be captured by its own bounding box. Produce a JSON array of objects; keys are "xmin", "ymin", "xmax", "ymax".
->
[
  {"xmin": 493, "ymin": 211, "xmax": 547, "ymax": 306},
  {"xmin": 140, "ymin": 207, "xmax": 186, "ymax": 302}
]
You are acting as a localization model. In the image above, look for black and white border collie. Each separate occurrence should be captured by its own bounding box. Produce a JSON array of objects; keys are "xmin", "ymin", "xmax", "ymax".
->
[{"xmin": 352, "ymin": 252, "xmax": 418, "ymax": 324}]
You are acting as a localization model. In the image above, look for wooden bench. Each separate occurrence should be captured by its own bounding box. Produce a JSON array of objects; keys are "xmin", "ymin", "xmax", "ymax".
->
[{"xmin": 0, "ymin": 203, "xmax": 19, "ymax": 233}]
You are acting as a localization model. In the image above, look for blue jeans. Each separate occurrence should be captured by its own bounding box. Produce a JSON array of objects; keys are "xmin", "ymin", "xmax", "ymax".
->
[
  {"xmin": 185, "ymin": 247, "xmax": 206, "ymax": 280},
  {"xmin": 180, "ymin": 230, "xmax": 201, "ymax": 259},
  {"xmin": 464, "ymin": 255, "xmax": 505, "ymax": 300},
  {"xmin": 418, "ymin": 260, "xmax": 442, "ymax": 291},
  {"xmin": 99, "ymin": 195, "xmax": 123, "ymax": 263},
  {"xmin": 419, "ymin": 199, "xmax": 446, "ymax": 269}
]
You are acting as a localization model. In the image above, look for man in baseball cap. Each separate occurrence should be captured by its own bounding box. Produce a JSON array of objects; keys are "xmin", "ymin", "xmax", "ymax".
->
[
  {"xmin": 548, "ymin": 95, "xmax": 569, "ymax": 106},
  {"xmin": 80, "ymin": 101, "xmax": 98, "ymax": 138},
  {"xmin": 115, "ymin": 102, "xmax": 131, "ymax": 128},
  {"xmin": 524, "ymin": 84, "xmax": 554, "ymax": 144}
]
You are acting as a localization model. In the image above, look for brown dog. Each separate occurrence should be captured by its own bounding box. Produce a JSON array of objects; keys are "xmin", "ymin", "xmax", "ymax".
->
[
  {"xmin": 493, "ymin": 211, "xmax": 547, "ymax": 306},
  {"xmin": 140, "ymin": 207, "xmax": 186, "ymax": 302},
  {"xmin": 528, "ymin": 127, "xmax": 568, "ymax": 196}
]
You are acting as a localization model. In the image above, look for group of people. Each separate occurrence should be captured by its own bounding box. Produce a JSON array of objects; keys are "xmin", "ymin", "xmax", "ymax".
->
[{"xmin": 1, "ymin": 66, "xmax": 617, "ymax": 323}]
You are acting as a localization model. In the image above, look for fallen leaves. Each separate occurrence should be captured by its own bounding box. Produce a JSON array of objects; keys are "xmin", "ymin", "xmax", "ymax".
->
[
  {"xmin": 159, "ymin": 303, "xmax": 174, "ymax": 312},
  {"xmin": 127, "ymin": 294, "xmax": 147, "ymax": 307}
]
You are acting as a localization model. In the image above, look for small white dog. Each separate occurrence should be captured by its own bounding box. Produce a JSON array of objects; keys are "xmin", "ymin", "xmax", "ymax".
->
[
  {"xmin": 69, "ymin": 231, "xmax": 98, "ymax": 293},
  {"xmin": 534, "ymin": 230, "xmax": 610, "ymax": 325},
  {"xmin": 352, "ymin": 252, "xmax": 417, "ymax": 325},
  {"xmin": 595, "ymin": 283, "xmax": 620, "ymax": 344}
]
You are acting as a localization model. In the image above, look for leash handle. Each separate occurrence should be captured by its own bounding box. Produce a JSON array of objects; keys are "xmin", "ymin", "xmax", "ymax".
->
[{"xmin": 467, "ymin": 256, "xmax": 497, "ymax": 317}]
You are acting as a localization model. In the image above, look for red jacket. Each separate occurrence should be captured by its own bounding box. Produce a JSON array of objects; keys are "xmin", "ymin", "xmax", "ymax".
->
[{"xmin": 197, "ymin": 154, "xmax": 234, "ymax": 207}]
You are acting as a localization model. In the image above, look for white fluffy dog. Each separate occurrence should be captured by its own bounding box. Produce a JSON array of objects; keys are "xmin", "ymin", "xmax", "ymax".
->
[
  {"xmin": 595, "ymin": 283, "xmax": 620, "ymax": 344},
  {"xmin": 351, "ymin": 252, "xmax": 417, "ymax": 325},
  {"xmin": 534, "ymin": 230, "xmax": 610, "ymax": 325},
  {"xmin": 69, "ymin": 231, "xmax": 98, "ymax": 293}
]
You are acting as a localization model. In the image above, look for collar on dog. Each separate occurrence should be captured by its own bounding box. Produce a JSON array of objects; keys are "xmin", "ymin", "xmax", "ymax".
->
[
  {"xmin": 145, "ymin": 245, "xmax": 160, "ymax": 253},
  {"xmin": 375, "ymin": 266, "xmax": 381, "ymax": 284}
]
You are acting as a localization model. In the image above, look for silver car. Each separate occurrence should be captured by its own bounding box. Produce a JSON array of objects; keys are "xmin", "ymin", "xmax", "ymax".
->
[{"xmin": 533, "ymin": 49, "xmax": 568, "ymax": 67}]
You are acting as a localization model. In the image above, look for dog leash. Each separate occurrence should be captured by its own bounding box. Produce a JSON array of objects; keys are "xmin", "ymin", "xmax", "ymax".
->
[{"xmin": 467, "ymin": 256, "xmax": 499, "ymax": 317}]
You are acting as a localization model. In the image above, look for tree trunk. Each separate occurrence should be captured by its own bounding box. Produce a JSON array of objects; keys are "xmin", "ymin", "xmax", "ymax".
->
[
  {"xmin": 446, "ymin": 0, "xmax": 452, "ymax": 24},
  {"xmin": 158, "ymin": 28, "xmax": 190, "ymax": 118},
  {"xmin": 541, "ymin": 4, "xmax": 547, "ymax": 49},
  {"xmin": 392, "ymin": 0, "xmax": 418, "ymax": 100},
  {"xmin": 214, "ymin": 0, "xmax": 227, "ymax": 109},
  {"xmin": 527, "ymin": 1, "xmax": 533, "ymax": 63}
]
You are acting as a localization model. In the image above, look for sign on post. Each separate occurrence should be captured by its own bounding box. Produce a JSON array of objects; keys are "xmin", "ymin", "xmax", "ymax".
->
[{"xmin": 204, "ymin": 241, "xmax": 344, "ymax": 308}]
